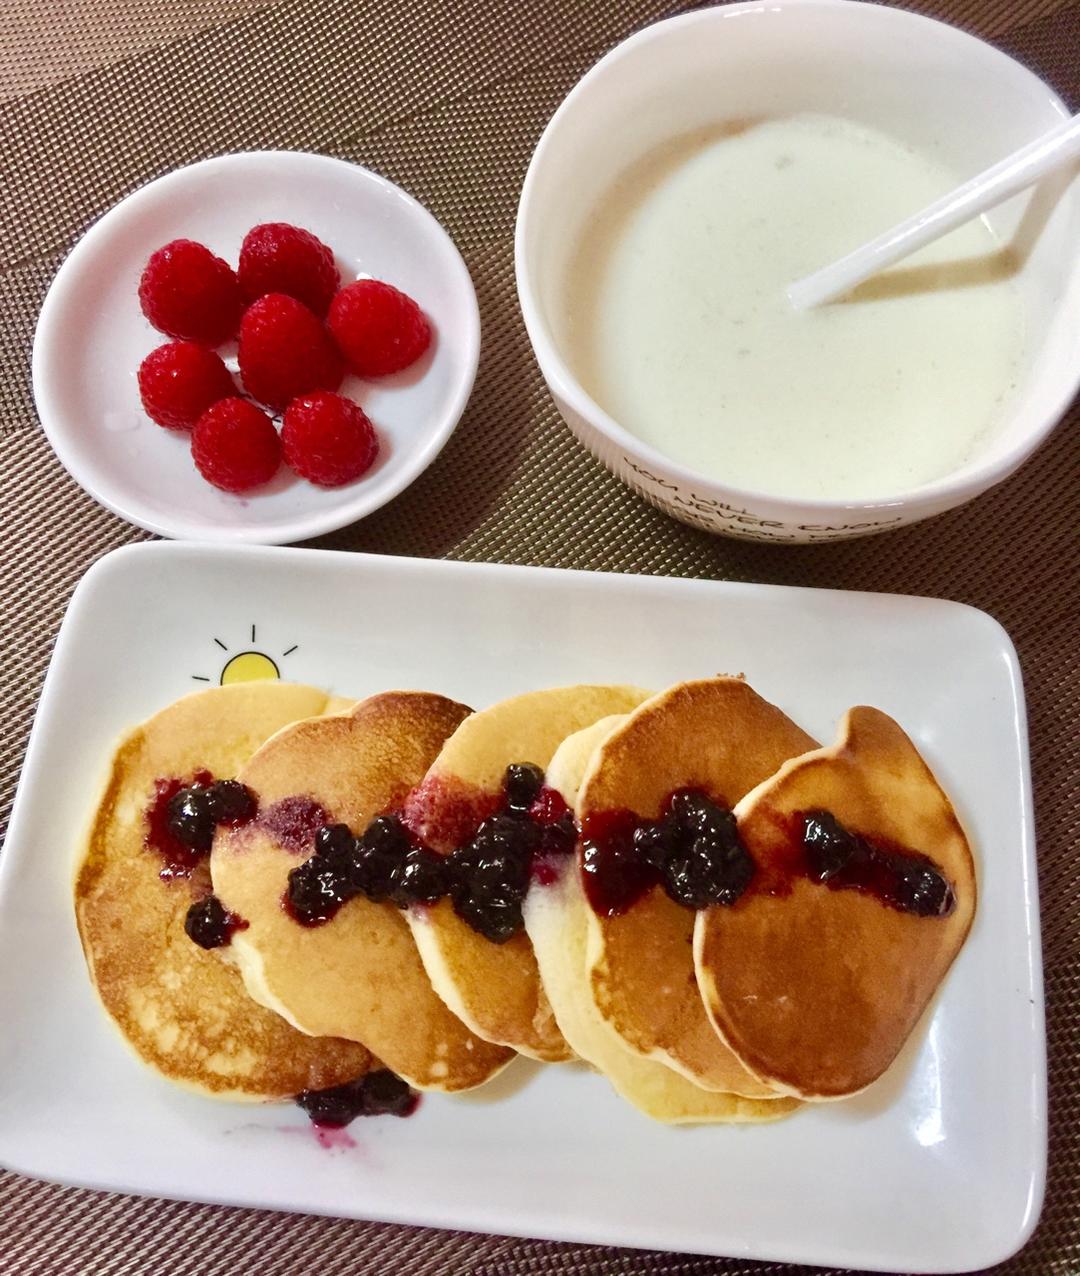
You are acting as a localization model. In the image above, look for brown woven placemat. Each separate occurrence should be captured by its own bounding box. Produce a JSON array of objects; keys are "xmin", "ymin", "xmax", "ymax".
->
[{"xmin": 1, "ymin": 1, "xmax": 1077, "ymax": 1272}]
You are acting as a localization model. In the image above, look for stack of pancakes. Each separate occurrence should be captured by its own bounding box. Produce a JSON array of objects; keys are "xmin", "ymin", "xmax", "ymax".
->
[{"xmin": 74, "ymin": 676, "xmax": 975, "ymax": 1121}]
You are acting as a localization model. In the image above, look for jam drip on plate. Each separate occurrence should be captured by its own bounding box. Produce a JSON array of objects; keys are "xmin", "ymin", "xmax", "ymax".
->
[
  {"xmin": 144, "ymin": 772, "xmax": 257, "ymax": 880},
  {"xmin": 797, "ymin": 809, "xmax": 955, "ymax": 917},
  {"xmin": 283, "ymin": 763, "xmax": 576, "ymax": 942},
  {"xmin": 581, "ymin": 789, "xmax": 754, "ymax": 917},
  {"xmin": 295, "ymin": 1068, "xmax": 419, "ymax": 1128}
]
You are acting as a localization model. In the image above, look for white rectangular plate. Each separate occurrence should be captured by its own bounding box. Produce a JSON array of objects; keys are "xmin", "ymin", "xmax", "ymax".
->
[{"xmin": 0, "ymin": 543, "xmax": 1045, "ymax": 1272}]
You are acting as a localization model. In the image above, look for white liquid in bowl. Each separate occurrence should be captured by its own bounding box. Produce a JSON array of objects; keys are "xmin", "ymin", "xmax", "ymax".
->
[{"xmin": 560, "ymin": 114, "xmax": 1026, "ymax": 501}]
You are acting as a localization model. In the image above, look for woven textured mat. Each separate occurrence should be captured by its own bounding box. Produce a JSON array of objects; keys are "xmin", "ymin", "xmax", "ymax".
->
[{"xmin": 1, "ymin": 1, "xmax": 1078, "ymax": 1272}]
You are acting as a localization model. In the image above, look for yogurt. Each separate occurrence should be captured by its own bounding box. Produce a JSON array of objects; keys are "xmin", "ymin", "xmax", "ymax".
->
[{"xmin": 559, "ymin": 114, "xmax": 1025, "ymax": 501}]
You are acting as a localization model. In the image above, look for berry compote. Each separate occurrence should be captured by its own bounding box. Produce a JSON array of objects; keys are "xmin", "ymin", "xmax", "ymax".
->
[
  {"xmin": 184, "ymin": 894, "xmax": 248, "ymax": 949},
  {"xmin": 281, "ymin": 763, "xmax": 577, "ymax": 943},
  {"xmin": 797, "ymin": 809, "xmax": 955, "ymax": 917},
  {"xmin": 443, "ymin": 763, "xmax": 576, "ymax": 943},
  {"xmin": 581, "ymin": 788, "xmax": 754, "ymax": 917},
  {"xmin": 294, "ymin": 1068, "xmax": 419, "ymax": 1127},
  {"xmin": 283, "ymin": 818, "xmax": 446, "ymax": 926},
  {"xmin": 144, "ymin": 772, "xmax": 257, "ymax": 880}
]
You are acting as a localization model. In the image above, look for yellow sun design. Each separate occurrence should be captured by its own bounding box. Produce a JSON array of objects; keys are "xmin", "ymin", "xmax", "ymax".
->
[
  {"xmin": 221, "ymin": 651, "xmax": 279, "ymax": 684},
  {"xmin": 191, "ymin": 625, "xmax": 298, "ymax": 686}
]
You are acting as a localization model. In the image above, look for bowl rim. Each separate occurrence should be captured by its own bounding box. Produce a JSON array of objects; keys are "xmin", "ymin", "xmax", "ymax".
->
[
  {"xmin": 515, "ymin": 0, "xmax": 1079, "ymax": 519},
  {"xmin": 32, "ymin": 149, "xmax": 481, "ymax": 545}
]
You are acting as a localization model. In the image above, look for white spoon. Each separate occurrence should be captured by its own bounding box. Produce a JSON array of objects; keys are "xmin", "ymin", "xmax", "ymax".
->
[{"xmin": 787, "ymin": 113, "xmax": 1080, "ymax": 311}]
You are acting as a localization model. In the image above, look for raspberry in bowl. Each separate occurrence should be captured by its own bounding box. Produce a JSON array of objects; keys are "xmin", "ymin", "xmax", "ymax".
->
[{"xmin": 32, "ymin": 151, "xmax": 480, "ymax": 544}]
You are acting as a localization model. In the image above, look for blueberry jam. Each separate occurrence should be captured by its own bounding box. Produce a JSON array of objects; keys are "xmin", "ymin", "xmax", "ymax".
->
[
  {"xmin": 391, "ymin": 845, "xmax": 451, "ymax": 907},
  {"xmin": 184, "ymin": 894, "xmax": 248, "ymax": 949},
  {"xmin": 446, "ymin": 765, "xmax": 576, "ymax": 943},
  {"xmin": 354, "ymin": 816, "xmax": 416, "ymax": 901},
  {"xmin": 446, "ymin": 811, "xmax": 537, "ymax": 943},
  {"xmin": 167, "ymin": 777, "xmax": 257, "ymax": 851},
  {"xmin": 505, "ymin": 762, "xmax": 544, "ymax": 810},
  {"xmin": 582, "ymin": 789, "xmax": 754, "ymax": 917},
  {"xmin": 282, "ymin": 765, "xmax": 577, "ymax": 942},
  {"xmin": 798, "ymin": 810, "xmax": 955, "ymax": 917},
  {"xmin": 144, "ymin": 771, "xmax": 257, "ymax": 880},
  {"xmin": 580, "ymin": 810, "xmax": 656, "ymax": 916},
  {"xmin": 284, "ymin": 817, "xmax": 431, "ymax": 926},
  {"xmin": 295, "ymin": 1068, "xmax": 419, "ymax": 1128}
]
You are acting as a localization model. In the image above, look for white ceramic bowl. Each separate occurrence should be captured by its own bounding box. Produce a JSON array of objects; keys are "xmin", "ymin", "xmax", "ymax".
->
[
  {"xmin": 516, "ymin": 0, "xmax": 1080, "ymax": 543},
  {"xmin": 34, "ymin": 152, "xmax": 480, "ymax": 544}
]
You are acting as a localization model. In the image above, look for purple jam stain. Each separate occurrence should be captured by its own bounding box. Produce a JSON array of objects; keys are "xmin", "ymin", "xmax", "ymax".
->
[
  {"xmin": 401, "ymin": 773, "xmax": 500, "ymax": 854},
  {"xmin": 258, "ymin": 796, "xmax": 330, "ymax": 855},
  {"xmin": 530, "ymin": 790, "xmax": 577, "ymax": 889},
  {"xmin": 529, "ymin": 785, "xmax": 572, "ymax": 828},
  {"xmin": 314, "ymin": 1124, "xmax": 357, "ymax": 1151},
  {"xmin": 530, "ymin": 854, "xmax": 569, "ymax": 887}
]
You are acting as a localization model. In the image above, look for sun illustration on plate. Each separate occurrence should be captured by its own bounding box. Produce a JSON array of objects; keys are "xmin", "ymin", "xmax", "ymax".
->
[{"xmin": 191, "ymin": 625, "xmax": 298, "ymax": 686}]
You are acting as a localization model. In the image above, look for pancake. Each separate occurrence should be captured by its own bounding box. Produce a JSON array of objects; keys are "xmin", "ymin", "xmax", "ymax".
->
[
  {"xmin": 402, "ymin": 685, "xmax": 653, "ymax": 1061},
  {"xmin": 524, "ymin": 716, "xmax": 800, "ymax": 1124},
  {"xmin": 694, "ymin": 706, "xmax": 977, "ymax": 1099},
  {"xmin": 74, "ymin": 682, "xmax": 374, "ymax": 1101},
  {"xmin": 211, "ymin": 691, "xmax": 514, "ymax": 1092},
  {"xmin": 580, "ymin": 677, "xmax": 817, "ymax": 1092}
]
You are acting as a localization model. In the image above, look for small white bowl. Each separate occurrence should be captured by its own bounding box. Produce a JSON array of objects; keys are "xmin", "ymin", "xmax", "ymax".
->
[
  {"xmin": 516, "ymin": 0, "xmax": 1080, "ymax": 543},
  {"xmin": 34, "ymin": 151, "xmax": 480, "ymax": 544}
]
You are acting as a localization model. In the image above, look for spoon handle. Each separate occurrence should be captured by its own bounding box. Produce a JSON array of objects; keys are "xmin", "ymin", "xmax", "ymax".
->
[{"xmin": 788, "ymin": 113, "xmax": 1080, "ymax": 311}]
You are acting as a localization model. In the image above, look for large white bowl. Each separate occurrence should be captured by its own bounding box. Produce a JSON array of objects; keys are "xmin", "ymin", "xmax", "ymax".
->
[
  {"xmin": 516, "ymin": 0, "xmax": 1080, "ymax": 543},
  {"xmin": 34, "ymin": 152, "xmax": 480, "ymax": 544}
]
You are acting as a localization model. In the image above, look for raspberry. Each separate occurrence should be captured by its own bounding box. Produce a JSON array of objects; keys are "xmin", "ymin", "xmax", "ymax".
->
[
  {"xmin": 238, "ymin": 223, "xmax": 340, "ymax": 317},
  {"xmin": 137, "ymin": 341, "xmax": 235, "ymax": 430},
  {"xmin": 191, "ymin": 397, "xmax": 282, "ymax": 492},
  {"xmin": 238, "ymin": 293, "xmax": 343, "ymax": 411},
  {"xmin": 282, "ymin": 391, "xmax": 378, "ymax": 487},
  {"xmin": 138, "ymin": 239, "xmax": 241, "ymax": 346},
  {"xmin": 327, "ymin": 279, "xmax": 431, "ymax": 377}
]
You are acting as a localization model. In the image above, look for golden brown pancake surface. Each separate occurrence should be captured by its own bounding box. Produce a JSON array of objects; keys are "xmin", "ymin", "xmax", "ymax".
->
[
  {"xmin": 211, "ymin": 691, "xmax": 514, "ymax": 1092},
  {"xmin": 580, "ymin": 677, "xmax": 817, "ymax": 1093},
  {"xmin": 526, "ymin": 716, "xmax": 800, "ymax": 1124},
  {"xmin": 74, "ymin": 682, "xmax": 374, "ymax": 1101},
  {"xmin": 694, "ymin": 706, "xmax": 976, "ymax": 1099},
  {"xmin": 402, "ymin": 685, "xmax": 653, "ymax": 1061}
]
